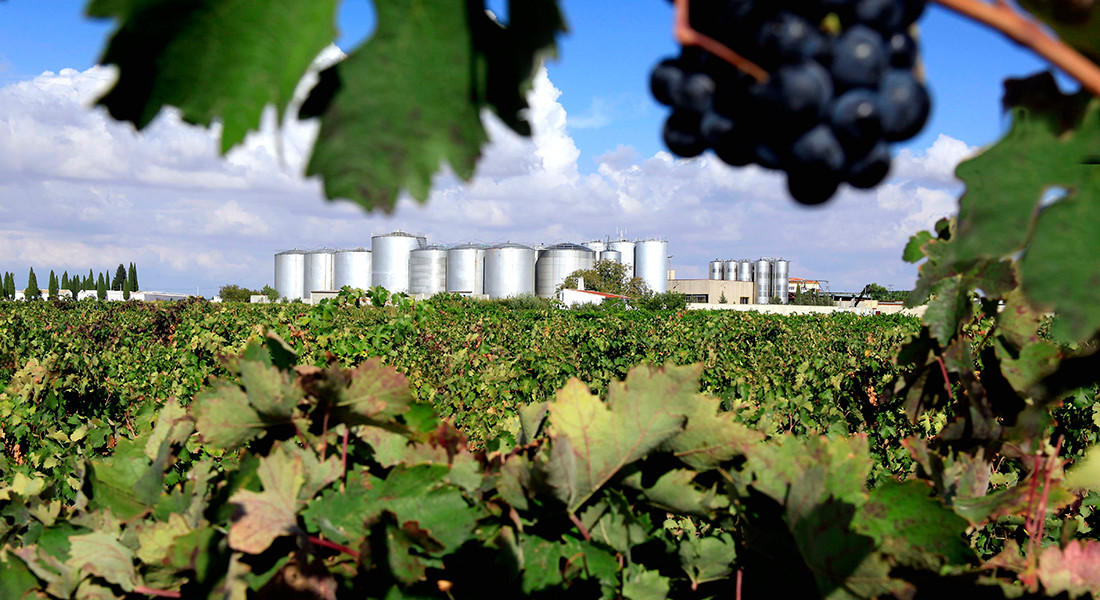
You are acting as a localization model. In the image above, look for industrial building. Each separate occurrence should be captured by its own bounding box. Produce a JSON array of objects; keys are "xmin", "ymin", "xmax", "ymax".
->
[
  {"xmin": 273, "ymin": 233, "xmax": 671, "ymax": 303},
  {"xmin": 669, "ymin": 257, "xmax": 793, "ymax": 305}
]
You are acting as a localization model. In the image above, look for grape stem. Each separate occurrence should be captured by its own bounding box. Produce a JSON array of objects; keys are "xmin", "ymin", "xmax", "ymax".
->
[
  {"xmin": 932, "ymin": 0, "xmax": 1100, "ymax": 97},
  {"xmin": 672, "ymin": 0, "xmax": 769, "ymax": 83}
]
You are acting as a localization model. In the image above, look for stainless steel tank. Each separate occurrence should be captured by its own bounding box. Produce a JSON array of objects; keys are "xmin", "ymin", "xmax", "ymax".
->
[
  {"xmin": 721, "ymin": 260, "xmax": 737, "ymax": 281},
  {"xmin": 274, "ymin": 250, "xmax": 308, "ymax": 300},
  {"xmin": 583, "ymin": 240, "xmax": 607, "ymax": 253},
  {"xmin": 536, "ymin": 243, "xmax": 596, "ymax": 298},
  {"xmin": 736, "ymin": 260, "xmax": 753, "ymax": 282},
  {"xmin": 773, "ymin": 259, "xmax": 790, "ymax": 304},
  {"xmin": 446, "ymin": 243, "xmax": 486, "ymax": 295},
  {"xmin": 485, "ymin": 242, "xmax": 536, "ymax": 298},
  {"xmin": 308, "ymin": 249, "xmax": 336, "ymax": 292},
  {"xmin": 634, "ymin": 239, "xmax": 669, "ymax": 294},
  {"xmin": 709, "ymin": 260, "xmax": 723, "ymax": 281},
  {"xmin": 333, "ymin": 248, "xmax": 371, "ymax": 291},
  {"xmin": 609, "ymin": 240, "xmax": 636, "ymax": 279},
  {"xmin": 371, "ymin": 232, "xmax": 423, "ymax": 293},
  {"xmin": 754, "ymin": 259, "xmax": 772, "ymax": 304},
  {"xmin": 409, "ymin": 246, "xmax": 448, "ymax": 295},
  {"xmin": 599, "ymin": 250, "xmax": 622, "ymax": 264}
]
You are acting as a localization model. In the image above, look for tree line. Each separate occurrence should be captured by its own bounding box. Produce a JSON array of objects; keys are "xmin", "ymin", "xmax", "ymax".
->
[{"xmin": 0, "ymin": 263, "xmax": 139, "ymax": 301}]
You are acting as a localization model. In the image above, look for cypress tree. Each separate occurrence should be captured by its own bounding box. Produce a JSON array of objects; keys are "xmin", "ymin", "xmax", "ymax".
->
[
  {"xmin": 112, "ymin": 264, "xmax": 126, "ymax": 291},
  {"xmin": 123, "ymin": 278, "xmax": 131, "ymax": 300},
  {"xmin": 61, "ymin": 272, "xmax": 69, "ymax": 290},
  {"xmin": 5, "ymin": 273, "xmax": 13, "ymax": 299},
  {"xmin": 48, "ymin": 270, "xmax": 58, "ymax": 301},
  {"xmin": 26, "ymin": 268, "xmax": 40, "ymax": 300},
  {"xmin": 97, "ymin": 274, "xmax": 107, "ymax": 300},
  {"xmin": 128, "ymin": 262, "xmax": 138, "ymax": 292},
  {"xmin": 86, "ymin": 269, "xmax": 95, "ymax": 291},
  {"xmin": 1, "ymin": 273, "xmax": 9, "ymax": 300}
]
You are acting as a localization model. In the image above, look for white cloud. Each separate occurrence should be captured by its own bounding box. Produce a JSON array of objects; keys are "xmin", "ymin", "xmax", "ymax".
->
[{"xmin": 0, "ymin": 59, "xmax": 978, "ymax": 293}]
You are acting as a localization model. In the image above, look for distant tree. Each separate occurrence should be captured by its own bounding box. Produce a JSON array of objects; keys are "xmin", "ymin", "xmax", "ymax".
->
[
  {"xmin": 48, "ymin": 270, "xmax": 58, "ymax": 301},
  {"xmin": 123, "ymin": 278, "xmax": 131, "ymax": 300},
  {"xmin": 635, "ymin": 290, "xmax": 686, "ymax": 311},
  {"xmin": 261, "ymin": 284, "xmax": 280, "ymax": 302},
  {"xmin": 97, "ymin": 273, "xmax": 107, "ymax": 300},
  {"xmin": 0, "ymin": 273, "xmax": 9, "ymax": 300},
  {"xmin": 719, "ymin": 291, "xmax": 728, "ymax": 304},
  {"xmin": 561, "ymin": 260, "xmax": 650, "ymax": 297},
  {"xmin": 112, "ymin": 264, "xmax": 126, "ymax": 291},
  {"xmin": 5, "ymin": 273, "xmax": 14, "ymax": 300},
  {"xmin": 219, "ymin": 284, "xmax": 258, "ymax": 302},
  {"xmin": 128, "ymin": 262, "xmax": 138, "ymax": 292},
  {"xmin": 86, "ymin": 269, "xmax": 95, "ymax": 290},
  {"xmin": 26, "ymin": 268, "xmax": 40, "ymax": 300},
  {"xmin": 61, "ymin": 272, "xmax": 69, "ymax": 290}
]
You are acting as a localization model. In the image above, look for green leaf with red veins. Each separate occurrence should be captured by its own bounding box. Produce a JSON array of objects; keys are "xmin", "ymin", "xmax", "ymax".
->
[
  {"xmin": 87, "ymin": 0, "xmax": 340, "ymax": 153},
  {"xmin": 192, "ymin": 381, "xmax": 265, "ymax": 450},
  {"xmin": 335, "ymin": 357, "xmax": 414, "ymax": 425},
  {"xmin": 227, "ymin": 445, "xmax": 305, "ymax": 554},
  {"xmin": 546, "ymin": 364, "xmax": 700, "ymax": 512},
  {"xmin": 65, "ymin": 532, "xmax": 137, "ymax": 592},
  {"xmin": 660, "ymin": 394, "xmax": 763, "ymax": 471}
]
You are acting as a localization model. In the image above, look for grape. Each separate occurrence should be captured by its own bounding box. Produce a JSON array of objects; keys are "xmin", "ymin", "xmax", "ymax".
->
[
  {"xmin": 886, "ymin": 32, "xmax": 917, "ymax": 68},
  {"xmin": 831, "ymin": 26, "xmax": 887, "ymax": 90},
  {"xmin": 853, "ymin": 0, "xmax": 904, "ymax": 33},
  {"xmin": 663, "ymin": 111, "xmax": 708, "ymax": 158},
  {"xmin": 879, "ymin": 69, "xmax": 930, "ymax": 141},
  {"xmin": 650, "ymin": 0, "xmax": 931, "ymax": 204},
  {"xmin": 829, "ymin": 89, "xmax": 882, "ymax": 156},
  {"xmin": 847, "ymin": 142, "xmax": 891, "ymax": 188},
  {"xmin": 650, "ymin": 59, "xmax": 684, "ymax": 106}
]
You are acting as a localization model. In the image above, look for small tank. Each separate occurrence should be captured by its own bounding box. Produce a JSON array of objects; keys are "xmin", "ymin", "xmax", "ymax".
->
[
  {"xmin": 372, "ymin": 232, "xmax": 423, "ymax": 293},
  {"xmin": 409, "ymin": 246, "xmax": 448, "ymax": 295},
  {"xmin": 308, "ymin": 249, "xmax": 336, "ymax": 292},
  {"xmin": 709, "ymin": 260, "xmax": 723, "ymax": 281},
  {"xmin": 536, "ymin": 243, "xmax": 596, "ymax": 298},
  {"xmin": 446, "ymin": 243, "xmax": 486, "ymax": 295},
  {"xmin": 274, "ymin": 250, "xmax": 308, "ymax": 300},
  {"xmin": 333, "ymin": 248, "xmax": 371, "ymax": 291},
  {"xmin": 599, "ymin": 250, "xmax": 622, "ymax": 264},
  {"xmin": 485, "ymin": 243, "xmax": 536, "ymax": 298},
  {"xmin": 609, "ymin": 240, "xmax": 636, "ymax": 279},
  {"xmin": 754, "ymin": 259, "xmax": 772, "ymax": 304},
  {"xmin": 773, "ymin": 259, "xmax": 790, "ymax": 304},
  {"xmin": 736, "ymin": 260, "xmax": 753, "ymax": 282},
  {"xmin": 635, "ymin": 239, "xmax": 669, "ymax": 294}
]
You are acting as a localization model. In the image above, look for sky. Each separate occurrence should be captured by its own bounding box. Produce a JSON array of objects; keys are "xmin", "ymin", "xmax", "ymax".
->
[{"xmin": 0, "ymin": 1, "xmax": 1064, "ymax": 294}]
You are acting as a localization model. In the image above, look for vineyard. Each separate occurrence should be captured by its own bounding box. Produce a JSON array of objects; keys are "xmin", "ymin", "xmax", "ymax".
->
[{"xmin": 1, "ymin": 293, "xmax": 1098, "ymax": 598}]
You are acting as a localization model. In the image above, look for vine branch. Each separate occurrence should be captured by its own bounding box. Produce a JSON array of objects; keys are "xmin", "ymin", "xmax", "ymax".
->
[
  {"xmin": 672, "ymin": 0, "xmax": 769, "ymax": 83},
  {"xmin": 932, "ymin": 0, "xmax": 1100, "ymax": 97}
]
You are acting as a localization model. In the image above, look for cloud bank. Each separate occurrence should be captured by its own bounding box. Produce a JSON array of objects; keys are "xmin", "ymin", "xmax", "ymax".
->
[{"xmin": 0, "ymin": 56, "xmax": 977, "ymax": 294}]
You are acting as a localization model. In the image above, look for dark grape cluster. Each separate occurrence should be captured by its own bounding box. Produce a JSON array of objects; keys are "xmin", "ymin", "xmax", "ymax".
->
[{"xmin": 651, "ymin": 0, "xmax": 931, "ymax": 204}]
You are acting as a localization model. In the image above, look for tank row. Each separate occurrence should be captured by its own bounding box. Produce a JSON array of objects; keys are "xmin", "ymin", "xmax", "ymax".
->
[
  {"xmin": 274, "ymin": 233, "xmax": 670, "ymax": 301},
  {"xmin": 707, "ymin": 257, "xmax": 791, "ymax": 304}
]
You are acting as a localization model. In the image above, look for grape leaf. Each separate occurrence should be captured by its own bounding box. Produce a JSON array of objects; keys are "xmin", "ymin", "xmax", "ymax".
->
[
  {"xmin": 12, "ymin": 547, "xmax": 82, "ymax": 599},
  {"xmin": 87, "ymin": 436, "xmax": 166, "ymax": 521},
  {"xmin": 678, "ymin": 533, "xmax": 736, "ymax": 588},
  {"xmin": 1064, "ymin": 445, "xmax": 1100, "ymax": 492},
  {"xmin": 87, "ymin": 0, "xmax": 340, "ymax": 153},
  {"xmin": 334, "ymin": 358, "xmax": 413, "ymax": 425},
  {"xmin": 622, "ymin": 564, "xmax": 670, "ymax": 600},
  {"xmin": 1017, "ymin": 0, "xmax": 1100, "ymax": 64},
  {"xmin": 191, "ymin": 381, "xmax": 264, "ymax": 449},
  {"xmin": 302, "ymin": 0, "xmax": 565, "ymax": 212},
  {"xmin": 943, "ymin": 72, "xmax": 1100, "ymax": 341},
  {"xmin": 1037, "ymin": 540, "xmax": 1100, "ymax": 597},
  {"xmin": 660, "ymin": 394, "xmax": 763, "ymax": 470},
  {"xmin": 227, "ymin": 445, "xmax": 305, "ymax": 554},
  {"xmin": 545, "ymin": 364, "xmax": 701, "ymax": 512},
  {"xmin": 852, "ymin": 480, "xmax": 974, "ymax": 569},
  {"xmin": 65, "ymin": 532, "xmax": 137, "ymax": 591}
]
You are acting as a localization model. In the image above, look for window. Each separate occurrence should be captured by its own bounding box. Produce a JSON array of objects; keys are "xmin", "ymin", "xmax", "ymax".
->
[
  {"xmin": 684, "ymin": 294, "xmax": 708, "ymax": 303},
  {"xmin": 740, "ymin": 297, "xmax": 749, "ymax": 304}
]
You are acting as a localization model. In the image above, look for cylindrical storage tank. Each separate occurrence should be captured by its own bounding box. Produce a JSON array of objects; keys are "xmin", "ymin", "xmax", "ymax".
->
[
  {"xmin": 274, "ymin": 250, "xmax": 308, "ymax": 300},
  {"xmin": 736, "ymin": 260, "xmax": 753, "ymax": 282},
  {"xmin": 773, "ymin": 259, "xmax": 790, "ymax": 304},
  {"xmin": 308, "ymin": 249, "xmax": 336, "ymax": 292},
  {"xmin": 583, "ymin": 240, "xmax": 607, "ymax": 253},
  {"xmin": 409, "ymin": 246, "xmax": 448, "ymax": 296},
  {"xmin": 485, "ymin": 243, "xmax": 536, "ymax": 299},
  {"xmin": 446, "ymin": 244, "xmax": 486, "ymax": 295},
  {"xmin": 722, "ymin": 260, "xmax": 737, "ymax": 281},
  {"xmin": 371, "ymin": 232, "xmax": 422, "ymax": 293},
  {"xmin": 536, "ymin": 243, "xmax": 596, "ymax": 298},
  {"xmin": 609, "ymin": 240, "xmax": 636, "ymax": 278},
  {"xmin": 600, "ymin": 250, "xmax": 622, "ymax": 264},
  {"xmin": 635, "ymin": 239, "xmax": 669, "ymax": 294},
  {"xmin": 754, "ymin": 259, "xmax": 772, "ymax": 304},
  {"xmin": 709, "ymin": 260, "xmax": 723, "ymax": 281},
  {"xmin": 333, "ymin": 248, "xmax": 372, "ymax": 291}
]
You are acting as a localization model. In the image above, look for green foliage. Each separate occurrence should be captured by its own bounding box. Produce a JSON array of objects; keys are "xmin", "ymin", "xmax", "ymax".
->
[
  {"xmin": 261, "ymin": 284, "xmax": 279, "ymax": 302},
  {"xmin": 48, "ymin": 271, "xmax": 58, "ymax": 302},
  {"xmin": 218, "ymin": 284, "xmax": 258, "ymax": 303},
  {"xmin": 561, "ymin": 260, "xmax": 649, "ymax": 297},
  {"xmin": 111, "ymin": 264, "xmax": 126, "ymax": 292},
  {"xmin": 96, "ymin": 274, "xmax": 106, "ymax": 300},
  {"xmin": 127, "ymin": 262, "xmax": 138, "ymax": 293},
  {"xmin": 25, "ymin": 269, "xmax": 39, "ymax": 301},
  {"xmin": 633, "ymin": 290, "xmax": 686, "ymax": 311},
  {"xmin": 865, "ymin": 283, "xmax": 908, "ymax": 302},
  {"xmin": 718, "ymin": 291, "xmax": 727, "ymax": 304}
]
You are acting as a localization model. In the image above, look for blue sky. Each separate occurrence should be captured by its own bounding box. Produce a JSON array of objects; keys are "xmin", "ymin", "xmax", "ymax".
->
[{"xmin": 0, "ymin": 1, "xmax": 1068, "ymax": 293}]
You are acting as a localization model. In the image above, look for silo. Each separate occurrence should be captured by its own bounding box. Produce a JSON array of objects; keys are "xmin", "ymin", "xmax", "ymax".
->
[
  {"xmin": 274, "ymin": 250, "xmax": 308, "ymax": 300},
  {"xmin": 371, "ymin": 232, "xmax": 423, "ymax": 293},
  {"xmin": 722, "ymin": 260, "xmax": 738, "ymax": 281},
  {"xmin": 773, "ymin": 259, "xmax": 790, "ymax": 304},
  {"xmin": 536, "ymin": 243, "xmax": 596, "ymax": 298},
  {"xmin": 333, "ymin": 248, "xmax": 371, "ymax": 291},
  {"xmin": 609, "ymin": 240, "xmax": 636, "ymax": 278},
  {"xmin": 635, "ymin": 239, "xmax": 669, "ymax": 294},
  {"xmin": 583, "ymin": 240, "xmax": 607, "ymax": 253},
  {"xmin": 409, "ymin": 246, "xmax": 448, "ymax": 296},
  {"xmin": 600, "ymin": 250, "xmax": 622, "ymax": 264},
  {"xmin": 709, "ymin": 260, "xmax": 723, "ymax": 281},
  {"xmin": 754, "ymin": 259, "xmax": 772, "ymax": 304},
  {"xmin": 446, "ymin": 243, "xmax": 486, "ymax": 295},
  {"xmin": 736, "ymin": 260, "xmax": 753, "ymax": 282},
  {"xmin": 308, "ymin": 249, "xmax": 336, "ymax": 292},
  {"xmin": 485, "ymin": 242, "xmax": 536, "ymax": 299}
]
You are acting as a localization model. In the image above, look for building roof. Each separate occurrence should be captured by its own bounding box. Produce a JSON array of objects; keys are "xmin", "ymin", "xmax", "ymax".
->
[{"xmin": 566, "ymin": 289, "xmax": 632, "ymax": 299}]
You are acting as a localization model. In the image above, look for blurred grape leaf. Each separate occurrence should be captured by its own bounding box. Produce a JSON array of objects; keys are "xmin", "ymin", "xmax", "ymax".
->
[
  {"xmin": 1037, "ymin": 540, "xmax": 1100, "ymax": 597},
  {"xmin": 852, "ymin": 480, "xmax": 974, "ymax": 569},
  {"xmin": 87, "ymin": 0, "xmax": 339, "ymax": 153},
  {"xmin": 227, "ymin": 445, "xmax": 305, "ymax": 554},
  {"xmin": 1018, "ymin": 0, "xmax": 1100, "ymax": 63}
]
